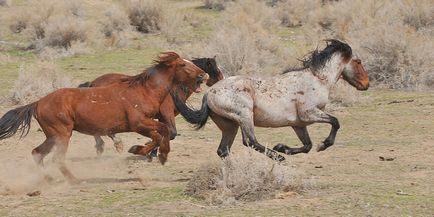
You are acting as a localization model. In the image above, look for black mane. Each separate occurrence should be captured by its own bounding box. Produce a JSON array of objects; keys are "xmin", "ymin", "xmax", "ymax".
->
[
  {"xmin": 283, "ymin": 39, "xmax": 352, "ymax": 74},
  {"xmin": 192, "ymin": 57, "xmax": 219, "ymax": 80}
]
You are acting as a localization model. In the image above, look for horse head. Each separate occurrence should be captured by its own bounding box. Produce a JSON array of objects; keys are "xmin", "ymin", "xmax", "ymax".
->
[
  {"xmin": 311, "ymin": 39, "xmax": 369, "ymax": 91},
  {"xmin": 157, "ymin": 52, "xmax": 208, "ymax": 93},
  {"xmin": 341, "ymin": 55, "xmax": 369, "ymax": 91},
  {"xmin": 192, "ymin": 57, "xmax": 224, "ymax": 87}
]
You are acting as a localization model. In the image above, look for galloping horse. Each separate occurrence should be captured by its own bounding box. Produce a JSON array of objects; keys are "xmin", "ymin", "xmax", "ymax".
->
[
  {"xmin": 78, "ymin": 58, "xmax": 224, "ymax": 156},
  {"xmin": 0, "ymin": 52, "xmax": 207, "ymax": 184},
  {"xmin": 172, "ymin": 40, "xmax": 369, "ymax": 161}
]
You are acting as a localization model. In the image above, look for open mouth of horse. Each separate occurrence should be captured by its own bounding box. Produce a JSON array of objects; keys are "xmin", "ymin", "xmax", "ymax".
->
[{"xmin": 194, "ymin": 74, "xmax": 209, "ymax": 93}]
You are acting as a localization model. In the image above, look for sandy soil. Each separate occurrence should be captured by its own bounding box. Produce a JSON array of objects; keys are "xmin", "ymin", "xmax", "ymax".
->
[{"xmin": 0, "ymin": 90, "xmax": 433, "ymax": 216}]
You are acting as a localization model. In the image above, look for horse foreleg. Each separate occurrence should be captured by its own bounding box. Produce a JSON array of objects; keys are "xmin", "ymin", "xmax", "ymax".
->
[
  {"xmin": 94, "ymin": 136, "xmax": 105, "ymax": 157},
  {"xmin": 298, "ymin": 108, "xmax": 340, "ymax": 152},
  {"xmin": 317, "ymin": 114, "xmax": 340, "ymax": 152},
  {"xmin": 128, "ymin": 119, "xmax": 170, "ymax": 164},
  {"xmin": 108, "ymin": 134, "xmax": 123, "ymax": 153},
  {"xmin": 52, "ymin": 137, "xmax": 80, "ymax": 185},
  {"xmin": 273, "ymin": 126, "xmax": 313, "ymax": 155}
]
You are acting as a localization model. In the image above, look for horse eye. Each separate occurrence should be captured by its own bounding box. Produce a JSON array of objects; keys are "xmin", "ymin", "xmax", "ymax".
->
[{"xmin": 180, "ymin": 63, "xmax": 186, "ymax": 67}]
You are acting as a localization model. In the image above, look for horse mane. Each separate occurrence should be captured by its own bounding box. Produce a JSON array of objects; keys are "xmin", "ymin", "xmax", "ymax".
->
[
  {"xmin": 123, "ymin": 51, "xmax": 180, "ymax": 86},
  {"xmin": 192, "ymin": 57, "xmax": 218, "ymax": 78},
  {"xmin": 282, "ymin": 39, "xmax": 352, "ymax": 74}
]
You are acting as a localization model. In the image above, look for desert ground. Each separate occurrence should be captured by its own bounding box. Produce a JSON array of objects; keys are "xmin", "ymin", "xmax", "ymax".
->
[
  {"xmin": 0, "ymin": 0, "xmax": 433, "ymax": 216},
  {"xmin": 0, "ymin": 90, "xmax": 433, "ymax": 216}
]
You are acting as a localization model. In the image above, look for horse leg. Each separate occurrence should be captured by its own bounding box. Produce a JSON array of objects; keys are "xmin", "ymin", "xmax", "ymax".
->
[
  {"xmin": 317, "ymin": 114, "xmax": 340, "ymax": 152},
  {"xmin": 108, "ymin": 134, "xmax": 123, "ymax": 153},
  {"xmin": 94, "ymin": 136, "xmax": 105, "ymax": 157},
  {"xmin": 273, "ymin": 126, "xmax": 313, "ymax": 155},
  {"xmin": 210, "ymin": 113, "xmax": 239, "ymax": 158},
  {"xmin": 32, "ymin": 138, "xmax": 56, "ymax": 182},
  {"xmin": 127, "ymin": 119, "xmax": 170, "ymax": 164},
  {"xmin": 239, "ymin": 120, "xmax": 285, "ymax": 161},
  {"xmin": 52, "ymin": 137, "xmax": 80, "ymax": 184},
  {"xmin": 298, "ymin": 107, "xmax": 340, "ymax": 152}
]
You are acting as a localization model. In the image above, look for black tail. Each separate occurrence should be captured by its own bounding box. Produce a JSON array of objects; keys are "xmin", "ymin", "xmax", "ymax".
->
[
  {"xmin": 0, "ymin": 103, "xmax": 35, "ymax": 140},
  {"xmin": 78, "ymin": 81, "xmax": 91, "ymax": 88},
  {"xmin": 172, "ymin": 92, "xmax": 210, "ymax": 129}
]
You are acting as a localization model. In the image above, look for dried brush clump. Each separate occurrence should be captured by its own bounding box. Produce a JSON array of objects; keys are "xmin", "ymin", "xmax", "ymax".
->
[
  {"xmin": 276, "ymin": 0, "xmax": 434, "ymax": 89},
  {"xmin": 202, "ymin": 0, "xmax": 234, "ymax": 11},
  {"xmin": 125, "ymin": 0, "xmax": 163, "ymax": 33},
  {"xmin": 185, "ymin": 150, "xmax": 308, "ymax": 205},
  {"xmin": 204, "ymin": 0, "xmax": 290, "ymax": 76},
  {"xmin": 11, "ymin": 62, "xmax": 72, "ymax": 105}
]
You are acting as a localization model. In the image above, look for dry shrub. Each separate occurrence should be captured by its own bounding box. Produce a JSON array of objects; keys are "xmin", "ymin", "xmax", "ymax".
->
[
  {"xmin": 41, "ymin": 15, "xmax": 88, "ymax": 49},
  {"xmin": 8, "ymin": 12, "xmax": 30, "ymax": 33},
  {"xmin": 204, "ymin": 0, "xmax": 290, "ymax": 76},
  {"xmin": 11, "ymin": 62, "xmax": 72, "ymax": 105},
  {"xmin": 275, "ymin": 0, "xmax": 321, "ymax": 27},
  {"xmin": 38, "ymin": 42, "xmax": 89, "ymax": 60},
  {"xmin": 124, "ymin": 0, "xmax": 163, "ymax": 33},
  {"xmin": 185, "ymin": 150, "xmax": 308, "ymax": 205},
  {"xmin": 202, "ymin": 0, "xmax": 234, "ymax": 11},
  {"xmin": 276, "ymin": 0, "xmax": 434, "ymax": 89},
  {"xmin": 102, "ymin": 5, "xmax": 131, "ymax": 40},
  {"xmin": 0, "ymin": 0, "xmax": 9, "ymax": 6}
]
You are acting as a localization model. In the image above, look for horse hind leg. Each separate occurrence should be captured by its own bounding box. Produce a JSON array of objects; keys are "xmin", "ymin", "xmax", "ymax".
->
[
  {"xmin": 273, "ymin": 126, "xmax": 313, "ymax": 155},
  {"xmin": 210, "ymin": 113, "xmax": 239, "ymax": 158},
  {"xmin": 52, "ymin": 137, "xmax": 80, "ymax": 184},
  {"xmin": 32, "ymin": 138, "xmax": 56, "ymax": 182},
  {"xmin": 94, "ymin": 136, "xmax": 105, "ymax": 157},
  {"xmin": 239, "ymin": 120, "xmax": 285, "ymax": 162},
  {"xmin": 108, "ymin": 134, "xmax": 123, "ymax": 153},
  {"xmin": 32, "ymin": 138, "xmax": 56, "ymax": 167}
]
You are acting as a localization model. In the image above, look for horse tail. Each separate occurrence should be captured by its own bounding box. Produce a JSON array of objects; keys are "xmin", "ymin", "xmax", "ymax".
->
[
  {"xmin": 172, "ymin": 93, "xmax": 209, "ymax": 130},
  {"xmin": 78, "ymin": 81, "xmax": 91, "ymax": 88},
  {"xmin": 0, "ymin": 103, "xmax": 36, "ymax": 140}
]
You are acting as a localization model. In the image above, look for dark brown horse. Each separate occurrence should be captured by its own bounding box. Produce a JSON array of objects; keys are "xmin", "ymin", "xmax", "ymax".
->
[
  {"xmin": 78, "ymin": 57, "xmax": 224, "ymax": 156},
  {"xmin": 0, "ymin": 52, "xmax": 207, "ymax": 184}
]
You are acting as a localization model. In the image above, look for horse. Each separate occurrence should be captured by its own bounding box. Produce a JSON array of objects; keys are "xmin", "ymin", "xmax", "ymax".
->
[
  {"xmin": 0, "ymin": 52, "xmax": 207, "ymax": 184},
  {"xmin": 171, "ymin": 39, "xmax": 369, "ymax": 161},
  {"xmin": 78, "ymin": 57, "xmax": 224, "ymax": 156}
]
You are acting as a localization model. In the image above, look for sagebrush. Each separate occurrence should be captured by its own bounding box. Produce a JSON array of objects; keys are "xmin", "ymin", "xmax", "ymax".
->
[{"xmin": 185, "ymin": 150, "xmax": 308, "ymax": 205}]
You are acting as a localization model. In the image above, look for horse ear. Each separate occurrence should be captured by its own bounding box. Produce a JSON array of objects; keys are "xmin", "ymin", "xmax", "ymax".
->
[{"xmin": 158, "ymin": 52, "xmax": 180, "ymax": 65}]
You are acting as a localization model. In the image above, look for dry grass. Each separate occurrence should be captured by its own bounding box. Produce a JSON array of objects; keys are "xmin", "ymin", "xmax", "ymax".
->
[
  {"xmin": 202, "ymin": 0, "xmax": 234, "ymax": 11},
  {"xmin": 0, "ymin": 0, "xmax": 9, "ymax": 7},
  {"xmin": 10, "ymin": 62, "xmax": 72, "ymax": 105},
  {"xmin": 124, "ymin": 0, "xmax": 163, "ymax": 33},
  {"xmin": 203, "ymin": 0, "xmax": 292, "ymax": 76},
  {"xmin": 185, "ymin": 150, "xmax": 308, "ymax": 205},
  {"xmin": 272, "ymin": 0, "xmax": 434, "ymax": 89}
]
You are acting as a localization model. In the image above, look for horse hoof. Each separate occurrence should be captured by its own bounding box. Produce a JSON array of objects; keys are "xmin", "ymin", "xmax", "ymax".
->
[
  {"xmin": 158, "ymin": 153, "xmax": 168, "ymax": 165},
  {"xmin": 128, "ymin": 145, "xmax": 142, "ymax": 154},
  {"xmin": 273, "ymin": 143, "xmax": 287, "ymax": 152},
  {"xmin": 317, "ymin": 144, "xmax": 326, "ymax": 152}
]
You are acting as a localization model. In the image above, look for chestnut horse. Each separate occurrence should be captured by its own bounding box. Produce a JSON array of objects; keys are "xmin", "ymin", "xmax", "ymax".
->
[
  {"xmin": 172, "ymin": 40, "xmax": 369, "ymax": 161},
  {"xmin": 0, "ymin": 52, "xmax": 207, "ymax": 184},
  {"xmin": 78, "ymin": 58, "xmax": 224, "ymax": 156}
]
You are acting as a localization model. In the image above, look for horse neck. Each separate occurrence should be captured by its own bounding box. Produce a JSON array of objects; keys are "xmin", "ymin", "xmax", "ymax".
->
[
  {"xmin": 315, "ymin": 53, "xmax": 345, "ymax": 88},
  {"xmin": 145, "ymin": 66, "xmax": 176, "ymax": 98},
  {"xmin": 173, "ymin": 84, "xmax": 192, "ymax": 102}
]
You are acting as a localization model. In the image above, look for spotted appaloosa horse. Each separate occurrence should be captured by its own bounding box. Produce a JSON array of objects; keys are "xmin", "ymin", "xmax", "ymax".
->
[
  {"xmin": 78, "ymin": 57, "xmax": 224, "ymax": 156},
  {"xmin": 0, "ymin": 52, "xmax": 207, "ymax": 184},
  {"xmin": 172, "ymin": 39, "xmax": 369, "ymax": 161}
]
